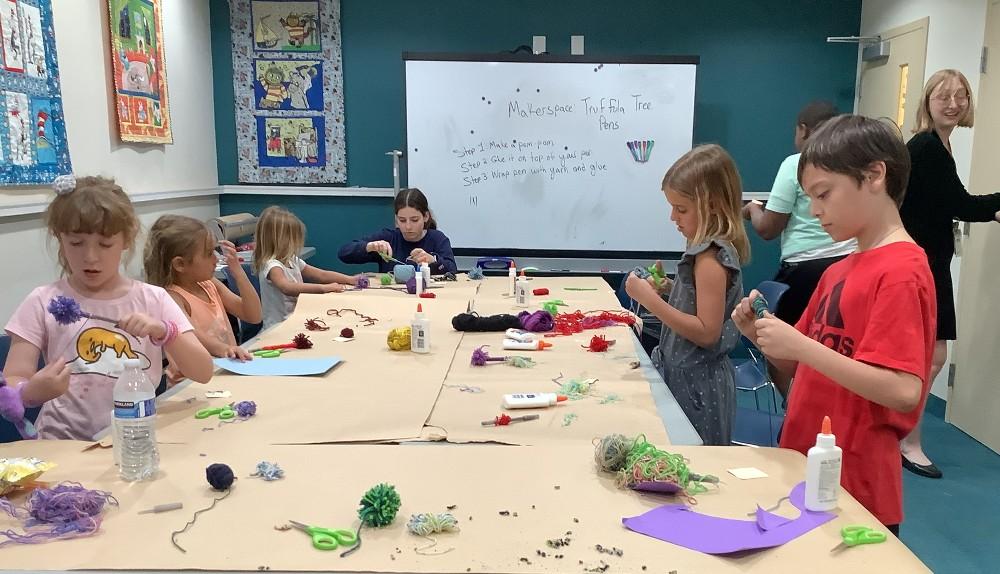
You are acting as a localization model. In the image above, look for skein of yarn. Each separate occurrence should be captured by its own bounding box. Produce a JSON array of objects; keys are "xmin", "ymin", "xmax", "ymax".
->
[
  {"xmin": 518, "ymin": 310, "xmax": 554, "ymax": 332},
  {"xmin": 387, "ymin": 327, "xmax": 412, "ymax": 351},
  {"xmin": 451, "ymin": 313, "xmax": 522, "ymax": 332},
  {"xmin": 206, "ymin": 464, "xmax": 235, "ymax": 491}
]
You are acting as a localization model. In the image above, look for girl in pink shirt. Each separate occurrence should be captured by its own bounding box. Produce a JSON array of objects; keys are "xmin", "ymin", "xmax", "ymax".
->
[
  {"xmin": 143, "ymin": 215, "xmax": 262, "ymax": 384},
  {"xmin": 2, "ymin": 176, "xmax": 214, "ymax": 440}
]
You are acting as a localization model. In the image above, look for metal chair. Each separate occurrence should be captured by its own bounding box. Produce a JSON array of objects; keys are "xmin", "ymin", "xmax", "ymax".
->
[{"xmin": 733, "ymin": 280, "xmax": 790, "ymax": 446}]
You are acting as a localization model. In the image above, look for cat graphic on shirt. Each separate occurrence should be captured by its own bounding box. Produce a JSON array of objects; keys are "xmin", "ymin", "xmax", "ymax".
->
[{"xmin": 65, "ymin": 326, "xmax": 152, "ymax": 379}]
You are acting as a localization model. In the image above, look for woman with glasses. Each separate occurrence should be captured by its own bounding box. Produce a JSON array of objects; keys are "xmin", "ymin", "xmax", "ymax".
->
[{"xmin": 899, "ymin": 69, "xmax": 1000, "ymax": 479}]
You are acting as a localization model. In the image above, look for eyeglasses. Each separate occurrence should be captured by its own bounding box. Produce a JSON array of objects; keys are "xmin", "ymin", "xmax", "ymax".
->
[{"xmin": 931, "ymin": 92, "xmax": 969, "ymax": 104}]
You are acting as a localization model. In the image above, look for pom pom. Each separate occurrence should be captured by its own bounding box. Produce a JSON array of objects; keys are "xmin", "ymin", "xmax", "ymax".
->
[
  {"xmin": 340, "ymin": 327, "xmax": 355, "ymax": 339},
  {"xmin": 233, "ymin": 401, "xmax": 256, "ymax": 418},
  {"xmin": 52, "ymin": 174, "xmax": 77, "ymax": 195},
  {"xmin": 46, "ymin": 296, "xmax": 84, "ymax": 325},
  {"xmin": 584, "ymin": 335, "xmax": 614, "ymax": 352},
  {"xmin": 451, "ymin": 313, "xmax": 521, "ymax": 332},
  {"xmin": 518, "ymin": 310, "xmax": 554, "ymax": 332},
  {"xmin": 292, "ymin": 333, "xmax": 313, "ymax": 349},
  {"xmin": 387, "ymin": 327, "xmax": 412, "ymax": 351},
  {"xmin": 205, "ymin": 464, "xmax": 235, "ymax": 491},
  {"xmin": 406, "ymin": 276, "xmax": 417, "ymax": 294},
  {"xmin": 356, "ymin": 276, "xmax": 370, "ymax": 289},
  {"xmin": 467, "ymin": 266, "xmax": 485, "ymax": 280},
  {"xmin": 358, "ymin": 483, "xmax": 401, "ymax": 527}
]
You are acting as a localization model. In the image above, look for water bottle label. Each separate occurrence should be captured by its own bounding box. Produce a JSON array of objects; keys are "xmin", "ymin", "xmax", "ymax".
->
[{"xmin": 114, "ymin": 398, "xmax": 156, "ymax": 419}]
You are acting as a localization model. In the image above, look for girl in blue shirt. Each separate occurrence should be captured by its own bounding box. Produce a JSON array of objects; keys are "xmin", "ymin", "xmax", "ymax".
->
[{"xmin": 338, "ymin": 188, "xmax": 457, "ymax": 274}]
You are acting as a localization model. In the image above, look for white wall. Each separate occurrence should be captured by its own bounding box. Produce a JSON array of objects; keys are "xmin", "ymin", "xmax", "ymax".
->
[
  {"xmin": 860, "ymin": 0, "xmax": 988, "ymax": 400},
  {"xmin": 0, "ymin": 0, "xmax": 221, "ymax": 324}
]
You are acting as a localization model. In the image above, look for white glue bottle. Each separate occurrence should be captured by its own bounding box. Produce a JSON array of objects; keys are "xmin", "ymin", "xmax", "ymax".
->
[
  {"xmin": 515, "ymin": 271, "xmax": 531, "ymax": 307},
  {"xmin": 804, "ymin": 415, "xmax": 842, "ymax": 511},
  {"xmin": 420, "ymin": 262, "xmax": 432, "ymax": 285},
  {"xmin": 508, "ymin": 261, "xmax": 517, "ymax": 296},
  {"xmin": 410, "ymin": 303, "xmax": 430, "ymax": 354},
  {"xmin": 502, "ymin": 393, "xmax": 568, "ymax": 409},
  {"xmin": 414, "ymin": 269, "xmax": 424, "ymax": 296}
]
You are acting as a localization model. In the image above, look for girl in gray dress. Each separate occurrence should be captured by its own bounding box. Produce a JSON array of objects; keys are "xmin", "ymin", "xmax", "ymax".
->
[{"xmin": 625, "ymin": 144, "xmax": 749, "ymax": 445}]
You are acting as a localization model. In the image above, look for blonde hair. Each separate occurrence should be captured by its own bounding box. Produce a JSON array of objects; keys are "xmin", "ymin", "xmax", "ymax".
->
[
  {"xmin": 913, "ymin": 69, "xmax": 975, "ymax": 133},
  {"xmin": 44, "ymin": 176, "xmax": 140, "ymax": 274},
  {"xmin": 662, "ymin": 144, "xmax": 750, "ymax": 263},
  {"xmin": 252, "ymin": 206, "xmax": 305, "ymax": 273},
  {"xmin": 144, "ymin": 215, "xmax": 212, "ymax": 287}
]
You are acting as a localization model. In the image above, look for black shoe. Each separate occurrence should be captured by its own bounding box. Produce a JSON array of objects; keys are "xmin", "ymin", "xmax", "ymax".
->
[{"xmin": 902, "ymin": 454, "xmax": 943, "ymax": 479}]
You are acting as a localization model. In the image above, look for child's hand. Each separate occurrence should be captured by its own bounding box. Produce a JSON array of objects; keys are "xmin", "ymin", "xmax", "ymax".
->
[
  {"xmin": 742, "ymin": 200, "xmax": 762, "ymax": 221},
  {"xmin": 366, "ymin": 241, "xmax": 392, "ymax": 257},
  {"xmin": 219, "ymin": 240, "xmax": 242, "ymax": 270},
  {"xmin": 409, "ymin": 248, "xmax": 436, "ymax": 265},
  {"xmin": 226, "ymin": 346, "xmax": 253, "ymax": 361},
  {"xmin": 323, "ymin": 283, "xmax": 346, "ymax": 293},
  {"xmin": 755, "ymin": 312, "xmax": 808, "ymax": 360},
  {"xmin": 118, "ymin": 313, "xmax": 166, "ymax": 340},
  {"xmin": 732, "ymin": 290, "xmax": 761, "ymax": 340},
  {"xmin": 353, "ymin": 274, "xmax": 367, "ymax": 286},
  {"xmin": 30, "ymin": 360, "xmax": 71, "ymax": 399},
  {"xmin": 648, "ymin": 261, "xmax": 672, "ymax": 294},
  {"xmin": 624, "ymin": 272, "xmax": 655, "ymax": 305}
]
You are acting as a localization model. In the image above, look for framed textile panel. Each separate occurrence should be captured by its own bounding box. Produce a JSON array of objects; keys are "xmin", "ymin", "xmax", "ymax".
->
[
  {"xmin": 108, "ymin": 0, "xmax": 171, "ymax": 143},
  {"xmin": 232, "ymin": 0, "xmax": 345, "ymax": 183}
]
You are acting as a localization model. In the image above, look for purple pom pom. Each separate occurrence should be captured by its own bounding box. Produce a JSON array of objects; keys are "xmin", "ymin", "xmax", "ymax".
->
[
  {"xmin": 519, "ymin": 310, "xmax": 554, "ymax": 332},
  {"xmin": 46, "ymin": 296, "xmax": 84, "ymax": 325},
  {"xmin": 471, "ymin": 346, "xmax": 505, "ymax": 366},
  {"xmin": 233, "ymin": 401, "xmax": 256, "ymax": 418}
]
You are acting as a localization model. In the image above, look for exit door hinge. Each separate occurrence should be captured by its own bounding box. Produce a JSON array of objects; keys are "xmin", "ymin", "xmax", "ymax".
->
[
  {"xmin": 983, "ymin": 46, "xmax": 989, "ymax": 74},
  {"xmin": 948, "ymin": 364, "xmax": 956, "ymax": 388}
]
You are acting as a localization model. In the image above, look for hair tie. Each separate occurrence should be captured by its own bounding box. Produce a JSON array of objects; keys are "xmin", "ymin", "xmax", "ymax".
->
[{"xmin": 52, "ymin": 174, "xmax": 77, "ymax": 196}]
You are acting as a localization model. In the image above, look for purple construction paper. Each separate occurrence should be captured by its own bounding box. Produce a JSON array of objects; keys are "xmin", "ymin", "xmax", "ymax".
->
[{"xmin": 622, "ymin": 482, "xmax": 835, "ymax": 555}]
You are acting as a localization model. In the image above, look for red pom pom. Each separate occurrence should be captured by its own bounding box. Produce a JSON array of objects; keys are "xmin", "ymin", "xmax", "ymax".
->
[
  {"xmin": 340, "ymin": 327, "xmax": 354, "ymax": 339},
  {"xmin": 494, "ymin": 413, "xmax": 512, "ymax": 426},
  {"xmin": 292, "ymin": 333, "xmax": 313, "ymax": 349},
  {"xmin": 533, "ymin": 288, "xmax": 549, "ymax": 296},
  {"xmin": 584, "ymin": 335, "xmax": 613, "ymax": 352}
]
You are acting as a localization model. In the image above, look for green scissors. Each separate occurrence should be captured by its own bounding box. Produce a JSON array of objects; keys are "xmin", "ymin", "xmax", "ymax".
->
[
  {"xmin": 830, "ymin": 525, "xmax": 887, "ymax": 552},
  {"xmin": 288, "ymin": 520, "xmax": 358, "ymax": 551},
  {"xmin": 253, "ymin": 349, "xmax": 282, "ymax": 358},
  {"xmin": 195, "ymin": 405, "xmax": 235, "ymax": 420}
]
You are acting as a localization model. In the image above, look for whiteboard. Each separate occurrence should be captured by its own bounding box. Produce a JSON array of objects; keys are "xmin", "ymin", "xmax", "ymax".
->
[{"xmin": 404, "ymin": 55, "xmax": 697, "ymax": 254}]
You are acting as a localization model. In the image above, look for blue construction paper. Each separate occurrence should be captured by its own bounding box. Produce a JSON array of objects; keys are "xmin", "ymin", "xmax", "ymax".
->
[
  {"xmin": 622, "ymin": 482, "xmax": 836, "ymax": 555},
  {"xmin": 213, "ymin": 357, "xmax": 341, "ymax": 376}
]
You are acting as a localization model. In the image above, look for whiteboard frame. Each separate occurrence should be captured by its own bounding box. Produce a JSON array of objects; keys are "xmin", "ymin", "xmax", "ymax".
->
[{"xmin": 402, "ymin": 52, "xmax": 700, "ymax": 260}]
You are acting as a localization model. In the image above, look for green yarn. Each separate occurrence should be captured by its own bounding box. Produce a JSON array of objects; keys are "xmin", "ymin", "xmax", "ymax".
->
[
  {"xmin": 599, "ymin": 393, "xmax": 622, "ymax": 405},
  {"xmin": 603, "ymin": 434, "xmax": 718, "ymax": 496},
  {"xmin": 558, "ymin": 378, "xmax": 595, "ymax": 400},
  {"xmin": 561, "ymin": 413, "xmax": 578, "ymax": 427},
  {"xmin": 380, "ymin": 274, "xmax": 393, "ymax": 286},
  {"xmin": 506, "ymin": 356, "xmax": 536, "ymax": 368},
  {"xmin": 358, "ymin": 483, "xmax": 401, "ymax": 527},
  {"xmin": 593, "ymin": 433, "xmax": 633, "ymax": 472}
]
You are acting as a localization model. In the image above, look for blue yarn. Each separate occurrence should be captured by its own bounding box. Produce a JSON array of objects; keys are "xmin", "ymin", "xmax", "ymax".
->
[{"xmin": 250, "ymin": 461, "xmax": 284, "ymax": 481}]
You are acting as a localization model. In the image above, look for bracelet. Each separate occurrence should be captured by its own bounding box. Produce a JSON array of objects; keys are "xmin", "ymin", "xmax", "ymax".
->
[{"xmin": 150, "ymin": 320, "xmax": 179, "ymax": 347}]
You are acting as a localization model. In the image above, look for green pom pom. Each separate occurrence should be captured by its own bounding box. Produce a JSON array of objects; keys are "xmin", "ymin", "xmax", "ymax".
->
[{"xmin": 358, "ymin": 483, "xmax": 401, "ymax": 527}]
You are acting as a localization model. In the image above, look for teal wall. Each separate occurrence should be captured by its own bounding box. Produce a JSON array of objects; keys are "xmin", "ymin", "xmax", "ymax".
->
[{"xmin": 211, "ymin": 0, "xmax": 859, "ymax": 276}]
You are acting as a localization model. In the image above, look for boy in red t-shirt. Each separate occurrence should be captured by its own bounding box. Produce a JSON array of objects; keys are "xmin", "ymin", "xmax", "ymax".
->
[{"xmin": 733, "ymin": 115, "xmax": 936, "ymax": 535}]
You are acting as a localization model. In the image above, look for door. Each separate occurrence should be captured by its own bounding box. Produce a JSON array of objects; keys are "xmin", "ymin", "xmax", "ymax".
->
[
  {"xmin": 856, "ymin": 17, "xmax": 929, "ymax": 136},
  {"xmin": 951, "ymin": 0, "xmax": 1000, "ymax": 453}
]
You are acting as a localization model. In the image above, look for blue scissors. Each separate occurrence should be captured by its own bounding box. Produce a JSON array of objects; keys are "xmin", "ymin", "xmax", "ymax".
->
[
  {"xmin": 830, "ymin": 525, "xmax": 887, "ymax": 552},
  {"xmin": 194, "ymin": 405, "xmax": 235, "ymax": 420},
  {"xmin": 288, "ymin": 520, "xmax": 358, "ymax": 551}
]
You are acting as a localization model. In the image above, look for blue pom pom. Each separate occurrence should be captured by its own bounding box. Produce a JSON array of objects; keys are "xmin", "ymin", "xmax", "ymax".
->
[
  {"xmin": 206, "ymin": 463, "xmax": 235, "ymax": 491},
  {"xmin": 47, "ymin": 296, "xmax": 84, "ymax": 325}
]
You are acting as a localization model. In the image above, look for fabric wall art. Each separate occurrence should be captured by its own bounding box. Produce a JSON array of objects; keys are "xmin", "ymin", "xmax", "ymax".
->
[
  {"xmin": 230, "ymin": 0, "xmax": 346, "ymax": 183},
  {"xmin": 0, "ymin": 0, "xmax": 71, "ymax": 185},
  {"xmin": 108, "ymin": 0, "xmax": 172, "ymax": 143}
]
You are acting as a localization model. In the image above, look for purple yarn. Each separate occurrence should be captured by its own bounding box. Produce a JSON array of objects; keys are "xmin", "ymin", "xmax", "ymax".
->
[
  {"xmin": 0, "ymin": 379, "xmax": 37, "ymax": 440},
  {"xmin": 405, "ymin": 275, "xmax": 417, "ymax": 294},
  {"xmin": 233, "ymin": 401, "xmax": 256, "ymax": 418},
  {"xmin": 356, "ymin": 276, "xmax": 370, "ymax": 289},
  {"xmin": 518, "ymin": 310, "xmax": 554, "ymax": 332},
  {"xmin": 46, "ymin": 296, "xmax": 85, "ymax": 325},
  {"xmin": 0, "ymin": 482, "xmax": 118, "ymax": 546},
  {"xmin": 470, "ymin": 346, "xmax": 506, "ymax": 366}
]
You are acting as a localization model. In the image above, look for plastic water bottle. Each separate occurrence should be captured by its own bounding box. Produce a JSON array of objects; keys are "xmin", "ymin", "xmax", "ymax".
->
[{"xmin": 113, "ymin": 358, "xmax": 159, "ymax": 481}]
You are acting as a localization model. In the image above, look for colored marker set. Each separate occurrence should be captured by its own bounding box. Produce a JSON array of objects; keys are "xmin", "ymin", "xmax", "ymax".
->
[{"xmin": 626, "ymin": 140, "xmax": 654, "ymax": 163}]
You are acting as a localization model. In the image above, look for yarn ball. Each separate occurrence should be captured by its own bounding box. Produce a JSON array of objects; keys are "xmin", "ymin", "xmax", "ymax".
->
[
  {"xmin": 233, "ymin": 401, "xmax": 256, "ymax": 418},
  {"xmin": 451, "ymin": 313, "xmax": 521, "ymax": 332},
  {"xmin": 205, "ymin": 464, "xmax": 235, "ymax": 491},
  {"xmin": 46, "ymin": 296, "xmax": 84, "ymax": 325},
  {"xmin": 380, "ymin": 274, "xmax": 393, "ymax": 286},
  {"xmin": 594, "ymin": 434, "xmax": 632, "ymax": 472},
  {"xmin": 518, "ymin": 310, "xmax": 554, "ymax": 332},
  {"xmin": 406, "ymin": 276, "xmax": 417, "ymax": 294},
  {"xmin": 387, "ymin": 327, "xmax": 412, "ymax": 351},
  {"xmin": 340, "ymin": 327, "xmax": 355, "ymax": 339},
  {"xmin": 358, "ymin": 483, "xmax": 401, "ymax": 528},
  {"xmin": 407, "ymin": 512, "xmax": 459, "ymax": 536},
  {"xmin": 356, "ymin": 276, "xmax": 370, "ymax": 289}
]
